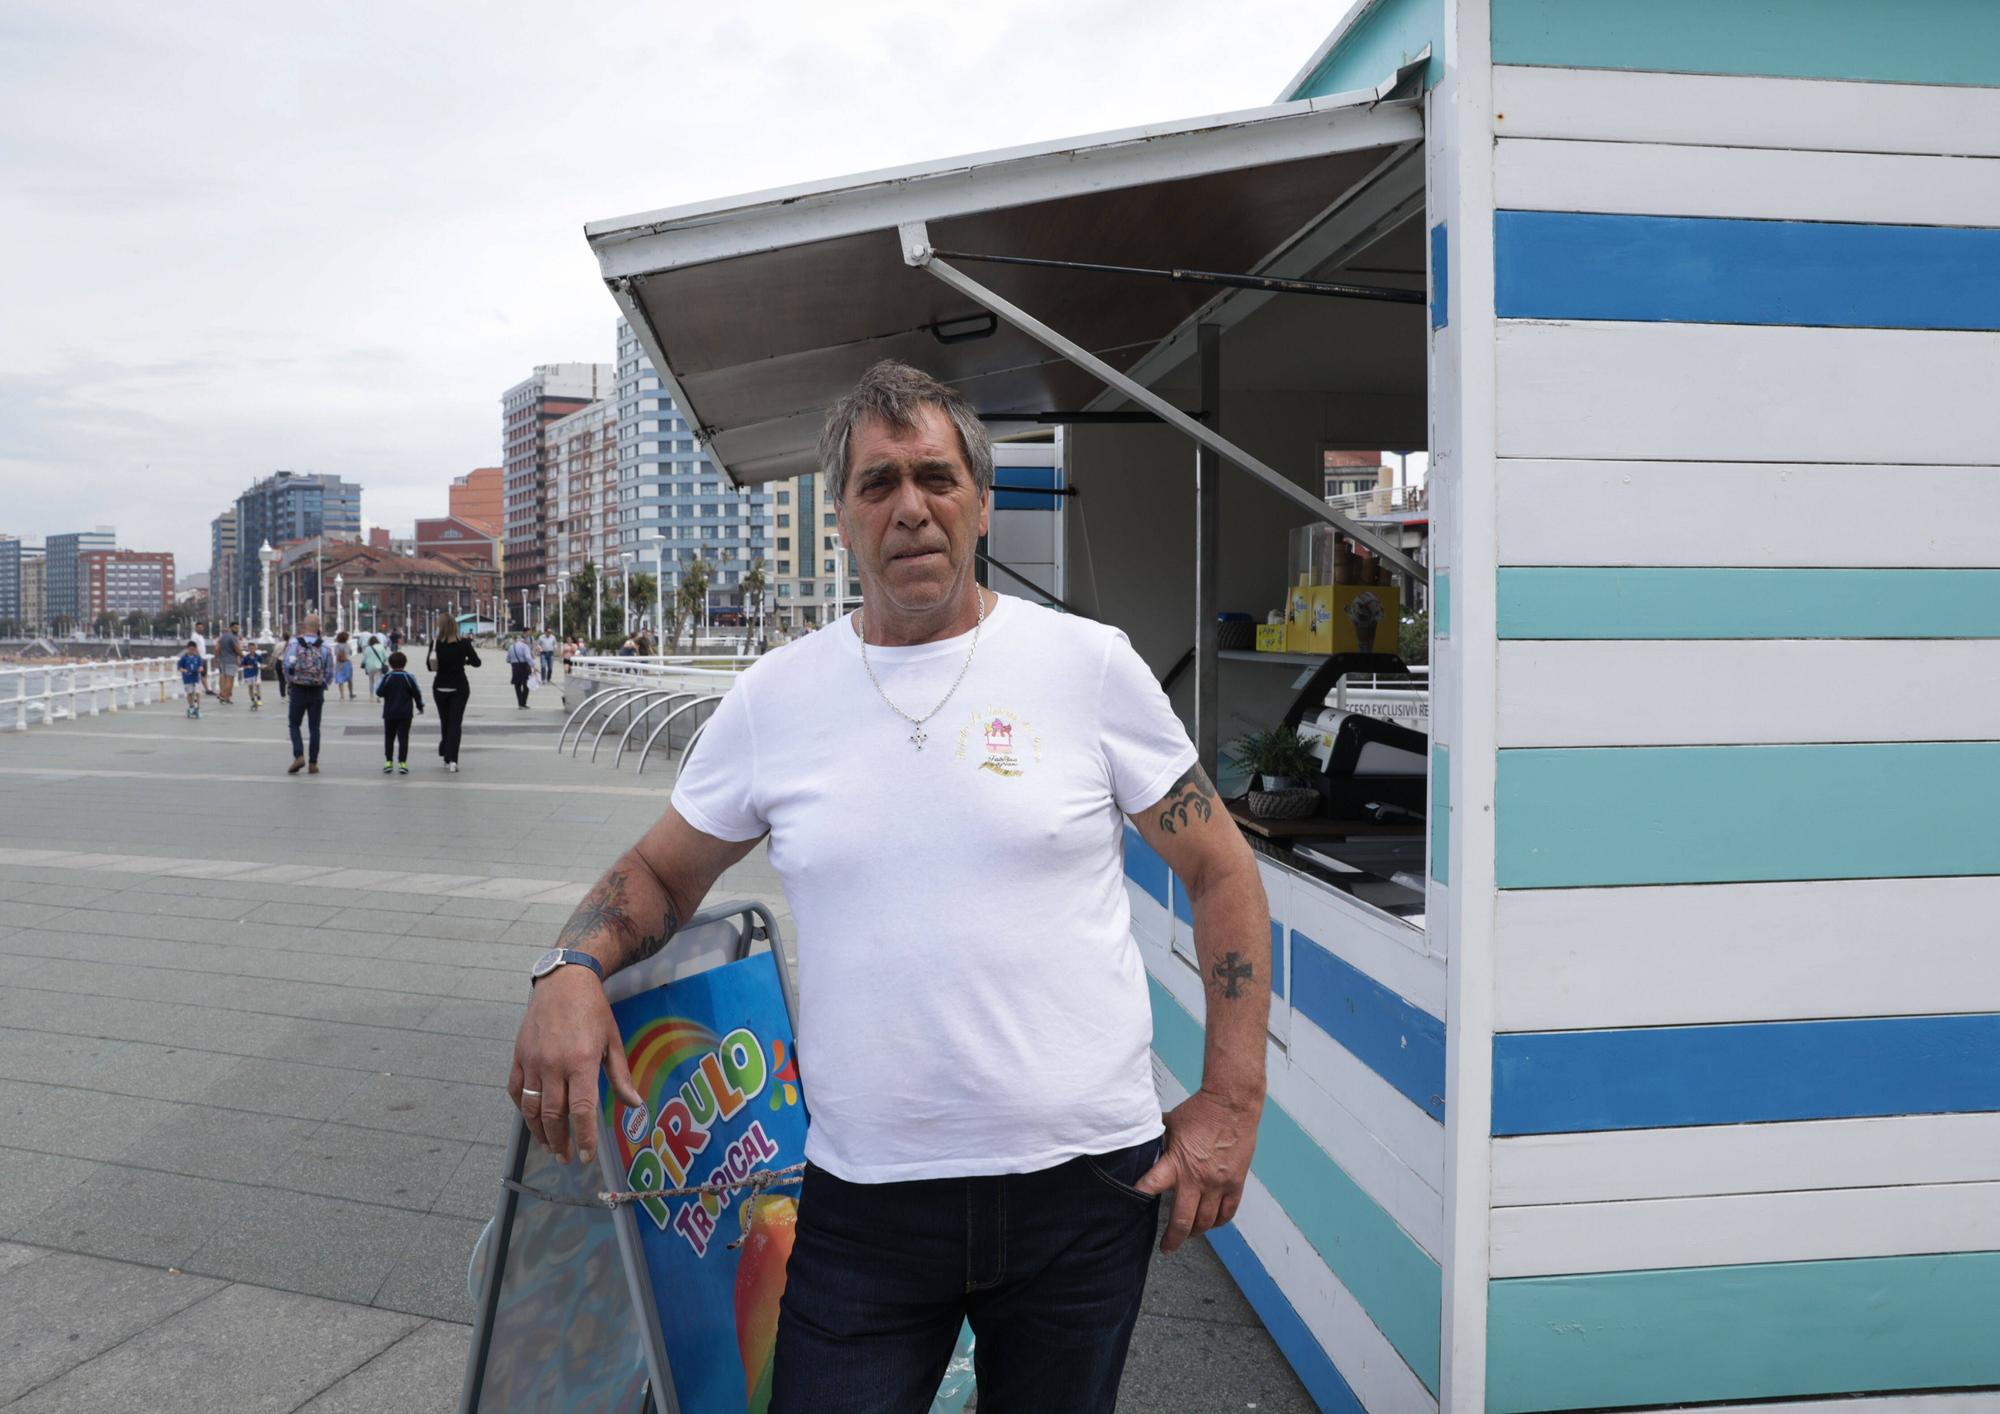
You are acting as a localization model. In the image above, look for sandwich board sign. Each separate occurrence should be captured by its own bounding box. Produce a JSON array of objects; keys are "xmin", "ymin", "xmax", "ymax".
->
[{"xmin": 460, "ymin": 904, "xmax": 973, "ymax": 1414}]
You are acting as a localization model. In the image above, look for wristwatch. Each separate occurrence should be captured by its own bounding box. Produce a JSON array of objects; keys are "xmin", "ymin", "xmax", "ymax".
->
[{"xmin": 530, "ymin": 947, "xmax": 605, "ymax": 985}]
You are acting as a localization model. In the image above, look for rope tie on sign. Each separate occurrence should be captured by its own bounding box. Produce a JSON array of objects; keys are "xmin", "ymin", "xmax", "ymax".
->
[{"xmin": 502, "ymin": 1161, "xmax": 806, "ymax": 1211}]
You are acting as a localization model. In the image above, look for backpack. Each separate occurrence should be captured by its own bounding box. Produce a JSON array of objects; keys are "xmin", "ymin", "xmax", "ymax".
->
[{"xmin": 288, "ymin": 637, "xmax": 330, "ymax": 687}]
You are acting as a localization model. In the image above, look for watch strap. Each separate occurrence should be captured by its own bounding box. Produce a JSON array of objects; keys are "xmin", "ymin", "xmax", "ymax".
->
[{"xmin": 533, "ymin": 948, "xmax": 605, "ymax": 984}]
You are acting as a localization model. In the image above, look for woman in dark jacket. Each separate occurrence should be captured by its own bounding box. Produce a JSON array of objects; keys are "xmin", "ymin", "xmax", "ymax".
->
[{"xmin": 426, "ymin": 619, "xmax": 481, "ymax": 773}]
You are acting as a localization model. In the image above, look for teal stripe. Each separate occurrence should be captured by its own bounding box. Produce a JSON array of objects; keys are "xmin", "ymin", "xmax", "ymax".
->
[
  {"xmin": 1498, "ymin": 742, "xmax": 2000, "ymax": 888},
  {"xmin": 1429, "ymin": 745, "xmax": 1449, "ymax": 885},
  {"xmin": 1488, "ymin": 1252, "xmax": 2000, "ymax": 1412},
  {"xmin": 1499, "ymin": 568, "xmax": 2000, "ymax": 640},
  {"xmin": 1292, "ymin": 0, "xmax": 1444, "ymax": 97},
  {"xmin": 1491, "ymin": 0, "xmax": 2000, "ymax": 87},
  {"xmin": 1433, "ymin": 569, "xmax": 1450, "ymax": 639},
  {"xmin": 1147, "ymin": 977, "xmax": 1442, "ymax": 1392}
]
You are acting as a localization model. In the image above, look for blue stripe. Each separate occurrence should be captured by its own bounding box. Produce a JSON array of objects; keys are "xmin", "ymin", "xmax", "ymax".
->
[
  {"xmin": 1269, "ymin": 918, "xmax": 1285, "ymax": 1000},
  {"xmin": 994, "ymin": 466, "xmax": 1057, "ymax": 491},
  {"xmin": 1497, "ymin": 742, "xmax": 2000, "ymax": 888},
  {"xmin": 1207, "ymin": 1225, "xmax": 1367, "ymax": 1414},
  {"xmin": 1171, "ymin": 875, "xmax": 1194, "ymax": 927},
  {"xmin": 993, "ymin": 491, "xmax": 1058, "ymax": 510},
  {"xmin": 1493, "ymin": 1012, "xmax": 2000, "ymax": 1135},
  {"xmin": 1292, "ymin": 932, "xmax": 1447, "ymax": 1122},
  {"xmin": 1122, "ymin": 825, "xmax": 1168, "ymax": 907},
  {"xmin": 1499, "ymin": 567, "xmax": 2000, "ymax": 640},
  {"xmin": 1429, "ymin": 222, "xmax": 1448, "ymax": 330},
  {"xmin": 1491, "ymin": 0, "xmax": 2000, "ymax": 87},
  {"xmin": 1496, "ymin": 210, "xmax": 2000, "ymax": 332}
]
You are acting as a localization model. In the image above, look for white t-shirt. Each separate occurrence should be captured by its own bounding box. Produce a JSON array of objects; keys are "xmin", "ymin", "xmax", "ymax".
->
[{"xmin": 671, "ymin": 594, "xmax": 1197, "ymax": 1183}]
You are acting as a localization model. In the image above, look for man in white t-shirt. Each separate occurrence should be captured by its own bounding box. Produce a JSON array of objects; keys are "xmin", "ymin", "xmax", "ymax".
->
[{"xmin": 509, "ymin": 361, "xmax": 1270, "ymax": 1412}]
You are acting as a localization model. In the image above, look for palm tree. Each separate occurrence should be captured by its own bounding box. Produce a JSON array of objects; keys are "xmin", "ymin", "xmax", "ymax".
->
[
  {"xmin": 742, "ymin": 558, "xmax": 767, "ymax": 651},
  {"xmin": 676, "ymin": 555, "xmax": 713, "ymax": 651}
]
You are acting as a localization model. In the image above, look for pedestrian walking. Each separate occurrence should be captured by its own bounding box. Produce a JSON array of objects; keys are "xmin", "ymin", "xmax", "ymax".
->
[
  {"xmin": 175, "ymin": 640, "xmax": 206, "ymax": 719},
  {"xmin": 283, "ymin": 615, "xmax": 335, "ymax": 775},
  {"xmin": 375, "ymin": 650, "xmax": 425, "ymax": 775},
  {"xmin": 507, "ymin": 361, "xmax": 1271, "ymax": 1410},
  {"xmin": 561, "ymin": 636, "xmax": 579, "ymax": 675},
  {"xmin": 359, "ymin": 634, "xmax": 388, "ymax": 698},
  {"xmin": 506, "ymin": 633, "xmax": 534, "ymax": 708},
  {"xmin": 214, "ymin": 622, "xmax": 242, "ymax": 705},
  {"xmin": 273, "ymin": 625, "xmax": 290, "ymax": 699},
  {"xmin": 331, "ymin": 631, "xmax": 356, "ymax": 701},
  {"xmin": 388, "ymin": 624, "xmax": 403, "ymax": 654},
  {"xmin": 537, "ymin": 628, "xmax": 557, "ymax": 683},
  {"xmin": 426, "ymin": 617, "xmax": 480, "ymax": 773},
  {"xmin": 190, "ymin": 621, "xmax": 209, "ymax": 664},
  {"xmin": 240, "ymin": 640, "xmax": 265, "ymax": 711}
]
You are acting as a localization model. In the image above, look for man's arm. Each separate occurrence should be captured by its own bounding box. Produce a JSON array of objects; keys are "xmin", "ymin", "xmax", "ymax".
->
[
  {"xmin": 510, "ymin": 805, "xmax": 762, "ymax": 1165},
  {"xmin": 1128, "ymin": 762, "xmax": 1270, "ymax": 1252}
]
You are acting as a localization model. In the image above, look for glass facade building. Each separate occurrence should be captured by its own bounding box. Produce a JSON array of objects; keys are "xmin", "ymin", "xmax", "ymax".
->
[{"xmin": 231, "ymin": 472, "xmax": 363, "ymax": 632}]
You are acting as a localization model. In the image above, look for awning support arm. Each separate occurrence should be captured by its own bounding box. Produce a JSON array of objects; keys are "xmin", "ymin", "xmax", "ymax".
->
[
  {"xmin": 928, "ymin": 249, "xmax": 1425, "ymax": 306},
  {"xmin": 899, "ymin": 222, "xmax": 1429, "ymax": 584}
]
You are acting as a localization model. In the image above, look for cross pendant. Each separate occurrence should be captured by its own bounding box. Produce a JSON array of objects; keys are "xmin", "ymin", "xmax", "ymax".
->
[{"xmin": 910, "ymin": 728, "xmax": 927, "ymax": 750}]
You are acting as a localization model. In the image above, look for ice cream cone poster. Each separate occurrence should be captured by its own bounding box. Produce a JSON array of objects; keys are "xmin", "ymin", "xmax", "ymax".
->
[{"xmin": 601, "ymin": 950, "xmax": 810, "ymax": 1414}]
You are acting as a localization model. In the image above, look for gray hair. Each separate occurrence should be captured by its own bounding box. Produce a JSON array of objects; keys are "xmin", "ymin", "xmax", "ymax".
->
[{"xmin": 817, "ymin": 360, "xmax": 993, "ymax": 503}]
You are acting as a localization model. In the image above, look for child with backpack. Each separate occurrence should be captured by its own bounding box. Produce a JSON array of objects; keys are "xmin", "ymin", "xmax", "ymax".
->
[
  {"xmin": 176, "ymin": 640, "xmax": 206, "ymax": 719},
  {"xmin": 374, "ymin": 650, "xmax": 426, "ymax": 775}
]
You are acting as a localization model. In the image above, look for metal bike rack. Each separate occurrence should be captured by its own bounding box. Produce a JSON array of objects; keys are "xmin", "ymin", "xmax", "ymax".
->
[
  {"xmin": 583, "ymin": 687, "xmax": 673, "ymax": 762},
  {"xmin": 590, "ymin": 688, "xmax": 684, "ymax": 765},
  {"xmin": 678, "ymin": 716, "xmax": 714, "ymax": 772},
  {"xmin": 610, "ymin": 691, "xmax": 700, "ymax": 768},
  {"xmin": 633, "ymin": 695, "xmax": 724, "ymax": 776},
  {"xmin": 557, "ymin": 685, "xmax": 637, "ymax": 754},
  {"xmin": 563, "ymin": 686, "xmax": 657, "ymax": 758}
]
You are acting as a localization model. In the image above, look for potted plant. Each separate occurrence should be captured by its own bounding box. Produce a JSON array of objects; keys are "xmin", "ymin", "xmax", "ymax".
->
[{"xmin": 1230, "ymin": 727, "xmax": 1321, "ymax": 819}]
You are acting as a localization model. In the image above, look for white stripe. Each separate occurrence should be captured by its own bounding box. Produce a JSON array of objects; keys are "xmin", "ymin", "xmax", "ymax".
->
[
  {"xmin": 1285, "ymin": 870, "xmax": 1446, "ymax": 1016},
  {"xmin": 1498, "ymin": 640, "xmax": 2000, "ymax": 749},
  {"xmin": 1126, "ymin": 879, "xmax": 1169, "ymax": 949},
  {"xmin": 1148, "ymin": 952, "xmax": 1447, "ymax": 1206},
  {"xmin": 1492, "ymin": 1112, "xmax": 2000, "ymax": 1208},
  {"xmin": 1495, "ymin": 137, "xmax": 2000, "ymax": 226},
  {"xmin": 1658, "ymin": 1395, "xmax": 2000, "ymax": 1414},
  {"xmin": 1493, "ymin": 65, "xmax": 2000, "ymax": 158},
  {"xmin": 1498, "ymin": 322, "xmax": 2000, "ymax": 465},
  {"xmin": 1490, "ymin": 1181, "xmax": 2000, "ymax": 1278},
  {"xmin": 0, "ymin": 843, "xmax": 589, "ymax": 905},
  {"xmin": 1497, "ymin": 460, "xmax": 2000, "ymax": 568},
  {"xmin": 1494, "ymin": 875, "xmax": 2000, "ymax": 1031},
  {"xmin": 1153, "ymin": 1064, "xmax": 1439, "ymax": 1414}
]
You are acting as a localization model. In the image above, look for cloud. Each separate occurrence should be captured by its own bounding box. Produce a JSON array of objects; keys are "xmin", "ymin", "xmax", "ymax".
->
[{"xmin": 0, "ymin": 0, "xmax": 1346, "ymax": 570}]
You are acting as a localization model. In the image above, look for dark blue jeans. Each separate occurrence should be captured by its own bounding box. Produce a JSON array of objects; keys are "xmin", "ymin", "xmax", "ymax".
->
[
  {"xmin": 769, "ymin": 1136, "xmax": 1161, "ymax": 1414},
  {"xmin": 287, "ymin": 686, "xmax": 324, "ymax": 763}
]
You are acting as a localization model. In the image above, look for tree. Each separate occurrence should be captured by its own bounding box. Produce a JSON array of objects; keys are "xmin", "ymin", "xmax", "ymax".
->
[
  {"xmin": 675, "ymin": 555, "xmax": 713, "ymax": 650},
  {"xmin": 558, "ymin": 563, "xmax": 599, "ymax": 639},
  {"xmin": 742, "ymin": 558, "xmax": 768, "ymax": 648}
]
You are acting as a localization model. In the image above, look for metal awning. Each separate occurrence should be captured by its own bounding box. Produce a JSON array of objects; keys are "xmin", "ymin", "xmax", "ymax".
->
[{"xmin": 584, "ymin": 68, "xmax": 1425, "ymax": 494}]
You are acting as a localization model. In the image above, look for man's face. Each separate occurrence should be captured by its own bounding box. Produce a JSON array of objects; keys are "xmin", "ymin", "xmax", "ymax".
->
[{"xmin": 836, "ymin": 406, "xmax": 990, "ymax": 616}]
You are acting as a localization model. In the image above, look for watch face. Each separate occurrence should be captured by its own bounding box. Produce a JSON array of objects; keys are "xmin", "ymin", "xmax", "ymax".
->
[{"xmin": 530, "ymin": 947, "xmax": 565, "ymax": 979}]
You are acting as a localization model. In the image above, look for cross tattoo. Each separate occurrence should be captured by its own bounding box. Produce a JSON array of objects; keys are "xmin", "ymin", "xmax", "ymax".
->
[{"xmin": 1213, "ymin": 951, "xmax": 1254, "ymax": 999}]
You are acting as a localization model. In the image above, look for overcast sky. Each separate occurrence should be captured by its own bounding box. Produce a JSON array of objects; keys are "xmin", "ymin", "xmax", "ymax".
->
[{"xmin": 1, "ymin": 0, "xmax": 1351, "ymax": 575}]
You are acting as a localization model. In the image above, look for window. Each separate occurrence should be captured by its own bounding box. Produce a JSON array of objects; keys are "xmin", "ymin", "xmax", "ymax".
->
[
  {"xmin": 823, "ymin": 513, "xmax": 837, "ymax": 527},
  {"xmin": 823, "ymin": 559, "xmax": 835, "ymax": 574},
  {"xmin": 776, "ymin": 491, "xmax": 790, "ymax": 505},
  {"xmin": 777, "ymin": 537, "xmax": 789, "ymax": 551},
  {"xmin": 801, "ymin": 583, "xmax": 814, "ymax": 596},
  {"xmin": 777, "ymin": 514, "xmax": 790, "ymax": 528},
  {"xmin": 777, "ymin": 560, "xmax": 790, "ymax": 574},
  {"xmin": 822, "ymin": 535, "xmax": 836, "ymax": 550}
]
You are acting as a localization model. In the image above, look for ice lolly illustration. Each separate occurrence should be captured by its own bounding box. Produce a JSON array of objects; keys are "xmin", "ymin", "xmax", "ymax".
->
[
  {"xmin": 735, "ymin": 1193, "xmax": 799, "ymax": 1411},
  {"xmin": 1346, "ymin": 592, "xmax": 1385, "ymax": 652}
]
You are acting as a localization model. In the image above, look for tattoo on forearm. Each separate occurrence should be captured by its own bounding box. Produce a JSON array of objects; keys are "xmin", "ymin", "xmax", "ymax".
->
[
  {"xmin": 1157, "ymin": 764, "xmax": 1217, "ymax": 834},
  {"xmin": 1212, "ymin": 951, "xmax": 1255, "ymax": 1000},
  {"xmin": 556, "ymin": 868, "xmax": 680, "ymax": 966}
]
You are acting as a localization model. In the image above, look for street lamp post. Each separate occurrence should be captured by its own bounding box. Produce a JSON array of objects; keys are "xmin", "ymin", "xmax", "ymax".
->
[
  {"xmin": 654, "ymin": 540, "xmax": 667, "ymax": 650},
  {"xmin": 258, "ymin": 541, "xmax": 277, "ymax": 639},
  {"xmin": 557, "ymin": 574, "xmax": 568, "ymax": 642},
  {"xmin": 593, "ymin": 567, "xmax": 602, "ymax": 642},
  {"xmin": 334, "ymin": 573, "xmax": 345, "ymax": 634},
  {"xmin": 620, "ymin": 555, "xmax": 631, "ymax": 638}
]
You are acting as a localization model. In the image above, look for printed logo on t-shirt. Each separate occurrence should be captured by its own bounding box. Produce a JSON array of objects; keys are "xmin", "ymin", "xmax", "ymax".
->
[{"xmin": 956, "ymin": 706, "xmax": 1041, "ymax": 777}]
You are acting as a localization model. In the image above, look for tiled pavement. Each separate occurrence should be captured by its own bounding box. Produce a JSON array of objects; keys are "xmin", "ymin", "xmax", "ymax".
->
[{"xmin": 0, "ymin": 658, "xmax": 1309, "ymax": 1410}]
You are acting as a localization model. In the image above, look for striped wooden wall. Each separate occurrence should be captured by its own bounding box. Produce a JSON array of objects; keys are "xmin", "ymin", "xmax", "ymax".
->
[
  {"xmin": 1127, "ymin": 828, "xmax": 1448, "ymax": 1412},
  {"xmin": 1481, "ymin": 1, "xmax": 2000, "ymax": 1408}
]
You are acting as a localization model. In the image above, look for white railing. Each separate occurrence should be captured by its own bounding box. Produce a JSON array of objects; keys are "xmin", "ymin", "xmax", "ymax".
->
[
  {"xmin": 566, "ymin": 654, "xmax": 757, "ymax": 685},
  {"xmin": 1328, "ymin": 663, "xmax": 1429, "ymax": 730},
  {"xmin": 1, "ymin": 656, "xmax": 184, "ymax": 731}
]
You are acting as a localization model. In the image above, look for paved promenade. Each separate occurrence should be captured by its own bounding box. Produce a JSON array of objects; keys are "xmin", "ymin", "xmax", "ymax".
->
[{"xmin": 0, "ymin": 658, "xmax": 1308, "ymax": 1410}]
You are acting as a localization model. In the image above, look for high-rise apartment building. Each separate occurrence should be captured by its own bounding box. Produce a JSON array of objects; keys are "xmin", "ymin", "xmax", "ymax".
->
[
  {"xmin": 45, "ymin": 528, "xmax": 117, "ymax": 631},
  {"xmin": 613, "ymin": 320, "xmax": 773, "ymax": 634},
  {"xmin": 503, "ymin": 365, "xmax": 611, "ymax": 609},
  {"xmin": 79, "ymin": 550, "xmax": 174, "ymax": 620},
  {"xmin": 549, "ymin": 399, "xmax": 618, "ymax": 579},
  {"xmin": 231, "ymin": 471, "xmax": 363, "ymax": 632},
  {"xmin": 0, "ymin": 536, "xmax": 24, "ymax": 631},
  {"xmin": 209, "ymin": 509, "xmax": 239, "ymax": 626},
  {"xmin": 449, "ymin": 467, "xmax": 504, "ymax": 537},
  {"xmin": 20, "ymin": 551, "xmax": 47, "ymax": 635}
]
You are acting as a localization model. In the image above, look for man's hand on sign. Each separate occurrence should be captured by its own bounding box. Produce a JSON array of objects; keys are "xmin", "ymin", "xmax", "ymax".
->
[
  {"xmin": 510, "ymin": 968, "xmax": 643, "ymax": 1166},
  {"xmin": 1136, "ymin": 1085, "xmax": 1264, "ymax": 1252}
]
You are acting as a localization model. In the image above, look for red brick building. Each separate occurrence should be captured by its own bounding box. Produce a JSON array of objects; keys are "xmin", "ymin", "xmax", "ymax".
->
[
  {"xmin": 415, "ymin": 515, "xmax": 500, "ymax": 569},
  {"xmin": 79, "ymin": 549, "xmax": 174, "ymax": 619}
]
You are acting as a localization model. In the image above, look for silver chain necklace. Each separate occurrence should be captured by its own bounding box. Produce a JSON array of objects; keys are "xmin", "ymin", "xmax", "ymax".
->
[{"xmin": 857, "ymin": 591, "xmax": 986, "ymax": 750}]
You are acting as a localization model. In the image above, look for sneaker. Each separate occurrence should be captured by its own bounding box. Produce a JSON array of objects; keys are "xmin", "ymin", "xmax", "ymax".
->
[
  {"xmin": 398, "ymin": 764, "xmax": 409, "ymax": 774},
  {"xmin": 383, "ymin": 760, "xmax": 394, "ymax": 774},
  {"xmin": 193, "ymin": 708, "xmax": 201, "ymax": 719},
  {"xmin": 447, "ymin": 761, "xmax": 459, "ymax": 773}
]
